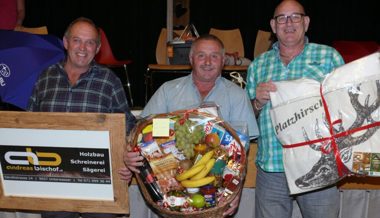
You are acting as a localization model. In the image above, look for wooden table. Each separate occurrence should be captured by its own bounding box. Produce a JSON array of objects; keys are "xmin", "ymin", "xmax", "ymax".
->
[{"xmin": 245, "ymin": 143, "xmax": 380, "ymax": 189}]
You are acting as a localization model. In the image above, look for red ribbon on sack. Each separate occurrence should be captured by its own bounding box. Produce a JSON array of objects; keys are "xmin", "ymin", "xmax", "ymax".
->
[{"xmin": 282, "ymin": 86, "xmax": 380, "ymax": 177}]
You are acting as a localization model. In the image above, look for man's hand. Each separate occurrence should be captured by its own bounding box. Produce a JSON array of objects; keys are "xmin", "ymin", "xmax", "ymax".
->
[
  {"xmin": 255, "ymin": 80, "xmax": 277, "ymax": 106},
  {"xmin": 118, "ymin": 167, "xmax": 133, "ymax": 183},
  {"xmin": 223, "ymin": 189, "xmax": 242, "ymax": 217},
  {"xmin": 123, "ymin": 150, "xmax": 144, "ymax": 173}
]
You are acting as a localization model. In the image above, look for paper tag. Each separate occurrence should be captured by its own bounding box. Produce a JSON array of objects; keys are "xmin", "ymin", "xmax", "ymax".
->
[{"xmin": 152, "ymin": 118, "xmax": 170, "ymax": 137}]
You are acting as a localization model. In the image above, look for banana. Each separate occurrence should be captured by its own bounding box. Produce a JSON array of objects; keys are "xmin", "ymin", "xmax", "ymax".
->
[
  {"xmin": 194, "ymin": 150, "xmax": 214, "ymax": 167},
  {"xmin": 190, "ymin": 158, "xmax": 216, "ymax": 180},
  {"xmin": 181, "ymin": 176, "xmax": 216, "ymax": 188},
  {"xmin": 176, "ymin": 163, "xmax": 205, "ymax": 181}
]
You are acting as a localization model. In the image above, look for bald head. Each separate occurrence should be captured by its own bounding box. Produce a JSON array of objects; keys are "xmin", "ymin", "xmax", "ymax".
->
[{"xmin": 274, "ymin": 0, "xmax": 305, "ymax": 17}]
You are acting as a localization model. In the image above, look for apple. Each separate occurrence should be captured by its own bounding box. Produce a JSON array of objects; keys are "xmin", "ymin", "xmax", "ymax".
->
[
  {"xmin": 191, "ymin": 194, "xmax": 205, "ymax": 208},
  {"xmin": 205, "ymin": 133, "xmax": 220, "ymax": 148},
  {"xmin": 143, "ymin": 132, "xmax": 153, "ymax": 142}
]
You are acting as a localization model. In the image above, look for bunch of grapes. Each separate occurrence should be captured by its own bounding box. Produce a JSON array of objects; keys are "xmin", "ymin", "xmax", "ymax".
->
[{"xmin": 174, "ymin": 119, "xmax": 204, "ymax": 159}]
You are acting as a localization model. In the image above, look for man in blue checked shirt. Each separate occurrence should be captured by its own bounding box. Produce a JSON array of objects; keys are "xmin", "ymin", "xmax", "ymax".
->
[
  {"xmin": 27, "ymin": 17, "xmax": 135, "ymax": 218},
  {"xmin": 246, "ymin": 1, "xmax": 344, "ymax": 218}
]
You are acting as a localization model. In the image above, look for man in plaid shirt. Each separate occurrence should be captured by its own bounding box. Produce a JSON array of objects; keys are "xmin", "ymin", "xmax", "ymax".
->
[
  {"xmin": 246, "ymin": 1, "xmax": 344, "ymax": 218},
  {"xmin": 28, "ymin": 17, "xmax": 135, "ymax": 218}
]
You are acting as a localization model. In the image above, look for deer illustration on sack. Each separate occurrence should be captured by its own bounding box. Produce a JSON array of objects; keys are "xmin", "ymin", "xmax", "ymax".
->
[{"xmin": 296, "ymin": 80, "xmax": 380, "ymax": 189}]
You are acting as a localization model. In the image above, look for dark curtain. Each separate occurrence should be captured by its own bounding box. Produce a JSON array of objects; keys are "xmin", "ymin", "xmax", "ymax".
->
[
  {"xmin": 190, "ymin": 0, "xmax": 379, "ymax": 60},
  {"xmin": 20, "ymin": 0, "xmax": 379, "ymax": 108},
  {"xmin": 190, "ymin": 0, "xmax": 278, "ymax": 60}
]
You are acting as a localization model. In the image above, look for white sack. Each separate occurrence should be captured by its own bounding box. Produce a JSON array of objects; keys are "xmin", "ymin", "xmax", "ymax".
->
[{"xmin": 270, "ymin": 52, "xmax": 380, "ymax": 194}]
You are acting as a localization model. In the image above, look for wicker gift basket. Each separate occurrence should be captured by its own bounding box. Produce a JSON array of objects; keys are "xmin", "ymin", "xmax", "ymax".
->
[{"xmin": 129, "ymin": 109, "xmax": 247, "ymax": 218}]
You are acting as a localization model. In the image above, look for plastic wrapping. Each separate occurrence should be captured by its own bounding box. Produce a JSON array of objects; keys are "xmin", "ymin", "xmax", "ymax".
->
[
  {"xmin": 269, "ymin": 52, "xmax": 380, "ymax": 194},
  {"xmin": 129, "ymin": 106, "xmax": 247, "ymax": 217}
]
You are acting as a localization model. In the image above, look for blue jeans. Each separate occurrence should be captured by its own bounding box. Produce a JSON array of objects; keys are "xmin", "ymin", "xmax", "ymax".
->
[
  {"xmin": 255, "ymin": 167, "xmax": 340, "ymax": 218},
  {"xmin": 41, "ymin": 212, "xmax": 117, "ymax": 218}
]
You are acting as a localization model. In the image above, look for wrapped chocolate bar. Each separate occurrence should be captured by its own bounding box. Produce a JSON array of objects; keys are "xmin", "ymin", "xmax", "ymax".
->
[
  {"xmin": 129, "ymin": 106, "xmax": 247, "ymax": 218},
  {"xmin": 270, "ymin": 52, "xmax": 380, "ymax": 194}
]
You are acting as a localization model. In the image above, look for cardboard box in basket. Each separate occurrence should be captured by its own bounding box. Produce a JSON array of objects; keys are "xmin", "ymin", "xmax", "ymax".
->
[
  {"xmin": 269, "ymin": 52, "xmax": 380, "ymax": 194},
  {"xmin": 129, "ymin": 107, "xmax": 247, "ymax": 217}
]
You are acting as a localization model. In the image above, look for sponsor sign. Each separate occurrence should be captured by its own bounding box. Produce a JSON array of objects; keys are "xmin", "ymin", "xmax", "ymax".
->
[{"xmin": 0, "ymin": 112, "xmax": 128, "ymax": 213}]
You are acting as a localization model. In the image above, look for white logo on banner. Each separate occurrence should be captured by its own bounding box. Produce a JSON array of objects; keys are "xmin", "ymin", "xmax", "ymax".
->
[{"xmin": 0, "ymin": 63, "xmax": 11, "ymax": 86}]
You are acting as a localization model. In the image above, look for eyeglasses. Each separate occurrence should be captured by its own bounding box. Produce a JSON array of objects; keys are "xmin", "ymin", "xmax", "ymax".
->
[{"xmin": 274, "ymin": 13, "xmax": 305, "ymax": 24}]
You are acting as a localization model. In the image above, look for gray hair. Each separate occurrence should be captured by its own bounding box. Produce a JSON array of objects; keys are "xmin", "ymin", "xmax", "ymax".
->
[
  {"xmin": 189, "ymin": 34, "xmax": 225, "ymax": 56},
  {"xmin": 63, "ymin": 17, "xmax": 101, "ymax": 45}
]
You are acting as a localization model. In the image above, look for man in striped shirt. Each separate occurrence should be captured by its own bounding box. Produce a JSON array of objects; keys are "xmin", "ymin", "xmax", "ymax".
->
[{"xmin": 246, "ymin": 1, "xmax": 344, "ymax": 218}]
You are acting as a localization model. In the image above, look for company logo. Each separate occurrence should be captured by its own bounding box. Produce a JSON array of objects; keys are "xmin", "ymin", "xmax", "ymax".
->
[
  {"xmin": 0, "ymin": 63, "xmax": 11, "ymax": 77},
  {"xmin": 5, "ymin": 148, "xmax": 62, "ymax": 166}
]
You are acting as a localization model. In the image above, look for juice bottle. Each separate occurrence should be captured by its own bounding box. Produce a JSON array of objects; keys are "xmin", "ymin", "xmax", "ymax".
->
[
  {"xmin": 200, "ymin": 185, "xmax": 217, "ymax": 208},
  {"xmin": 133, "ymin": 146, "xmax": 163, "ymax": 202}
]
